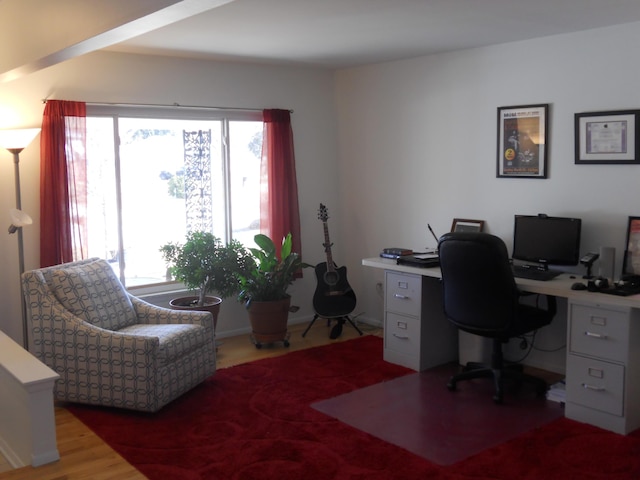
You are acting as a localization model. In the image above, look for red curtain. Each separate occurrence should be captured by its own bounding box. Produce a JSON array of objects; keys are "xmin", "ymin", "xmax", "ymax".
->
[
  {"xmin": 260, "ymin": 109, "xmax": 302, "ymax": 260},
  {"xmin": 40, "ymin": 100, "xmax": 87, "ymax": 267}
]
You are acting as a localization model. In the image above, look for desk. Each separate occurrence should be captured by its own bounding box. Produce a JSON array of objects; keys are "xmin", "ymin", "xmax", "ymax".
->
[{"xmin": 363, "ymin": 256, "xmax": 640, "ymax": 435}]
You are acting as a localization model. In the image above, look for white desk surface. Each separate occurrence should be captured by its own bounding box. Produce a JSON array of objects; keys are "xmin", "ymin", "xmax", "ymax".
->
[{"xmin": 362, "ymin": 256, "xmax": 640, "ymax": 309}]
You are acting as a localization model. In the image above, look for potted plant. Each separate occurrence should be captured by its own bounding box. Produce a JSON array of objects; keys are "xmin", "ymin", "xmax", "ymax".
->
[
  {"xmin": 160, "ymin": 231, "xmax": 253, "ymax": 328},
  {"xmin": 236, "ymin": 232, "xmax": 311, "ymax": 348}
]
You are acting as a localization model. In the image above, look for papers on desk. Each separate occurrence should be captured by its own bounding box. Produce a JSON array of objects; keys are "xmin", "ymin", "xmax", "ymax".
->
[
  {"xmin": 546, "ymin": 380, "xmax": 566, "ymax": 404},
  {"xmin": 396, "ymin": 253, "xmax": 439, "ymax": 268}
]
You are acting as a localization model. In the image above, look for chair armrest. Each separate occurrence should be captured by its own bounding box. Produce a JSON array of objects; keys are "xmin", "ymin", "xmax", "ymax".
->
[
  {"xmin": 129, "ymin": 294, "xmax": 214, "ymax": 330},
  {"xmin": 518, "ymin": 291, "xmax": 557, "ymax": 317}
]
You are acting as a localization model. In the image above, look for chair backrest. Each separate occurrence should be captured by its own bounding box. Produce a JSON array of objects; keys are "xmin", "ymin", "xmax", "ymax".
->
[
  {"xmin": 438, "ymin": 232, "xmax": 520, "ymax": 336},
  {"xmin": 23, "ymin": 258, "xmax": 137, "ymax": 331}
]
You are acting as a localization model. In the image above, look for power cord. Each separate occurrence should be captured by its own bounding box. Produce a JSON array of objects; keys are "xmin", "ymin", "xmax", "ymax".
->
[{"xmin": 506, "ymin": 331, "xmax": 536, "ymax": 364}]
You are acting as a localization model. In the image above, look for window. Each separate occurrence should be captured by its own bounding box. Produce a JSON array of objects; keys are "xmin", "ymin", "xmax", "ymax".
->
[{"xmin": 85, "ymin": 106, "xmax": 263, "ymax": 288}]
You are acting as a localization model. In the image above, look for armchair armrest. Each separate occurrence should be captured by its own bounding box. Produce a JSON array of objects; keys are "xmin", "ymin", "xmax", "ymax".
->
[
  {"xmin": 129, "ymin": 295, "xmax": 214, "ymax": 331},
  {"xmin": 34, "ymin": 300, "xmax": 160, "ymax": 356}
]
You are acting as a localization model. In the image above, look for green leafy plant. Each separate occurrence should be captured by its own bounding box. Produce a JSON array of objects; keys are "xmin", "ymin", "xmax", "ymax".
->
[
  {"xmin": 236, "ymin": 233, "xmax": 311, "ymax": 307},
  {"xmin": 160, "ymin": 231, "xmax": 253, "ymax": 306}
]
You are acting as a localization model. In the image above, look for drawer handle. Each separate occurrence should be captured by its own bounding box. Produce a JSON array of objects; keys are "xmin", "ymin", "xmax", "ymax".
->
[
  {"xmin": 394, "ymin": 294, "xmax": 410, "ymax": 299},
  {"xmin": 584, "ymin": 331, "xmax": 608, "ymax": 339},
  {"xmin": 581, "ymin": 383, "xmax": 605, "ymax": 392},
  {"xmin": 392, "ymin": 333, "xmax": 409, "ymax": 340}
]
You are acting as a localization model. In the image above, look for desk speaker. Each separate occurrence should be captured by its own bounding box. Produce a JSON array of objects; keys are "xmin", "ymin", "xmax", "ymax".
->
[{"xmin": 598, "ymin": 246, "xmax": 615, "ymax": 281}]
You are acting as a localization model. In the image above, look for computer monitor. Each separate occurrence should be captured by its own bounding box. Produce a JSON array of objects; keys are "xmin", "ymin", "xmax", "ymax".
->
[
  {"xmin": 512, "ymin": 214, "xmax": 582, "ymax": 269},
  {"xmin": 622, "ymin": 216, "xmax": 640, "ymax": 277}
]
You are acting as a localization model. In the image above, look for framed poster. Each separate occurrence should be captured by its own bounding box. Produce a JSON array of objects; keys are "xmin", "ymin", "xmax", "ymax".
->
[
  {"xmin": 451, "ymin": 218, "xmax": 484, "ymax": 233},
  {"xmin": 575, "ymin": 110, "xmax": 640, "ymax": 164},
  {"xmin": 497, "ymin": 104, "xmax": 549, "ymax": 179}
]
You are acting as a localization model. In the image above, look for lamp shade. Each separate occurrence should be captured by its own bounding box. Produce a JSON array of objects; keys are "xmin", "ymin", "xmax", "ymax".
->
[
  {"xmin": 10, "ymin": 208, "xmax": 32, "ymax": 227},
  {"xmin": 0, "ymin": 128, "xmax": 40, "ymax": 151},
  {"xmin": 8, "ymin": 209, "xmax": 32, "ymax": 234}
]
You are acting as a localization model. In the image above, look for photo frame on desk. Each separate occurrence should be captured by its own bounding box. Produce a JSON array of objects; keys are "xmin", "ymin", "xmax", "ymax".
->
[
  {"xmin": 575, "ymin": 110, "xmax": 640, "ymax": 165},
  {"xmin": 497, "ymin": 103, "xmax": 549, "ymax": 179},
  {"xmin": 451, "ymin": 218, "xmax": 485, "ymax": 233}
]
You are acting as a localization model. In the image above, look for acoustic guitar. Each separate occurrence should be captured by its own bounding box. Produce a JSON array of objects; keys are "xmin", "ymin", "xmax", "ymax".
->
[{"xmin": 312, "ymin": 204, "xmax": 357, "ymax": 318}]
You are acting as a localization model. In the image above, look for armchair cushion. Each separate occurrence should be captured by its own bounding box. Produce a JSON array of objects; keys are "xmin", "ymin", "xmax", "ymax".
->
[
  {"xmin": 50, "ymin": 260, "xmax": 137, "ymax": 331},
  {"xmin": 118, "ymin": 323, "xmax": 208, "ymax": 363}
]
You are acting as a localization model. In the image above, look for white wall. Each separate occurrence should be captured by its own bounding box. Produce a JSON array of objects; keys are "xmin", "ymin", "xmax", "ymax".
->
[
  {"xmin": 0, "ymin": 51, "xmax": 339, "ymax": 343},
  {"xmin": 3, "ymin": 21, "xmax": 640, "ymax": 372},
  {"xmin": 334, "ymin": 21, "xmax": 640, "ymax": 373}
]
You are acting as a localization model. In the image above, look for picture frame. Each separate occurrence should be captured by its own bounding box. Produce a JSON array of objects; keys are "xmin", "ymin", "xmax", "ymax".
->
[
  {"xmin": 575, "ymin": 110, "xmax": 640, "ymax": 165},
  {"xmin": 496, "ymin": 104, "xmax": 549, "ymax": 179},
  {"xmin": 451, "ymin": 218, "xmax": 485, "ymax": 233},
  {"xmin": 622, "ymin": 216, "xmax": 640, "ymax": 277}
]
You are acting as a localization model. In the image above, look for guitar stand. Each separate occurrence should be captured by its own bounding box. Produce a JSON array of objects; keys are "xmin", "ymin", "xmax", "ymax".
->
[{"xmin": 302, "ymin": 313, "xmax": 364, "ymax": 339}]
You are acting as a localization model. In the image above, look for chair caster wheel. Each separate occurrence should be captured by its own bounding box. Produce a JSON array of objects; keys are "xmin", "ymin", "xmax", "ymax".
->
[
  {"xmin": 447, "ymin": 381, "xmax": 456, "ymax": 391},
  {"xmin": 255, "ymin": 343, "xmax": 262, "ymax": 349},
  {"xmin": 284, "ymin": 340, "xmax": 290, "ymax": 347}
]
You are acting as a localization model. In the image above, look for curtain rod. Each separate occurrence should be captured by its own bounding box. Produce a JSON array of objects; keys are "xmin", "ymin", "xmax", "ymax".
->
[{"xmin": 42, "ymin": 99, "xmax": 293, "ymax": 114}]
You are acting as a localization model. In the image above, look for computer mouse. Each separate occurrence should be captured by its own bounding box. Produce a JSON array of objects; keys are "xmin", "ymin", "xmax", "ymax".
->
[{"xmin": 571, "ymin": 282, "xmax": 587, "ymax": 290}]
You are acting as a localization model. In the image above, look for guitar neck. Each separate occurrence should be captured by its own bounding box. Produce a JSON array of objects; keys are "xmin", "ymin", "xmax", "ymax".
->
[{"xmin": 322, "ymin": 221, "xmax": 335, "ymax": 272}]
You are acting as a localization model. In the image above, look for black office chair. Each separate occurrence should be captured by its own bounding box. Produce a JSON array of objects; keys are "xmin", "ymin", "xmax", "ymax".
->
[{"xmin": 438, "ymin": 232, "xmax": 557, "ymax": 404}]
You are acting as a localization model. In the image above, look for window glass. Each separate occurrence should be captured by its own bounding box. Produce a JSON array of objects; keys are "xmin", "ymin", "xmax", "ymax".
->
[
  {"xmin": 230, "ymin": 121, "xmax": 263, "ymax": 246},
  {"xmin": 85, "ymin": 113, "xmax": 262, "ymax": 288},
  {"xmin": 85, "ymin": 117, "xmax": 118, "ymax": 265}
]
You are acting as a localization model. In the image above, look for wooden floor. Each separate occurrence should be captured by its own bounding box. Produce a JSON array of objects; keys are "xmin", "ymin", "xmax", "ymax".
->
[{"xmin": 0, "ymin": 320, "xmax": 381, "ymax": 480}]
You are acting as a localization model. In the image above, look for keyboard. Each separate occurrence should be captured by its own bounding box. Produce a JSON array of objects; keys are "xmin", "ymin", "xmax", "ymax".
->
[{"xmin": 511, "ymin": 265, "xmax": 561, "ymax": 281}]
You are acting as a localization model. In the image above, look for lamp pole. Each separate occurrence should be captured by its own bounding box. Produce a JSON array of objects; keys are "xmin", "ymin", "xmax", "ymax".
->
[
  {"xmin": 11, "ymin": 148, "xmax": 28, "ymax": 347},
  {"xmin": 0, "ymin": 128, "xmax": 40, "ymax": 349}
]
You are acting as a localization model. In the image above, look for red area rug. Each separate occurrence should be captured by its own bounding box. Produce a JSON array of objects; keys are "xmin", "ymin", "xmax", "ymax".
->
[{"xmin": 68, "ymin": 336, "xmax": 640, "ymax": 479}]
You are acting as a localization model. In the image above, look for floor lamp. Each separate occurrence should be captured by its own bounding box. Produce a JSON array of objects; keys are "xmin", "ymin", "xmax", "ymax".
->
[{"xmin": 0, "ymin": 128, "xmax": 41, "ymax": 349}]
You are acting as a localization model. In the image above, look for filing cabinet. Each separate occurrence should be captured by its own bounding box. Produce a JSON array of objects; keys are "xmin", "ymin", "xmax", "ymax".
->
[
  {"xmin": 565, "ymin": 300, "xmax": 640, "ymax": 434},
  {"xmin": 383, "ymin": 271, "xmax": 458, "ymax": 371}
]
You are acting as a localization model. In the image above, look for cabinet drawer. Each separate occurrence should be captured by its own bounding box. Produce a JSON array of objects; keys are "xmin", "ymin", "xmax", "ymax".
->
[
  {"xmin": 567, "ymin": 354, "xmax": 624, "ymax": 416},
  {"xmin": 385, "ymin": 272, "xmax": 421, "ymax": 317},
  {"xmin": 385, "ymin": 312, "xmax": 420, "ymax": 358},
  {"xmin": 569, "ymin": 303, "xmax": 629, "ymax": 362}
]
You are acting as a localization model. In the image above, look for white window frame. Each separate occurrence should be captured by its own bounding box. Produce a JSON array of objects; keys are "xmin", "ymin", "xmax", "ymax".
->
[{"xmin": 86, "ymin": 104, "xmax": 263, "ymax": 292}]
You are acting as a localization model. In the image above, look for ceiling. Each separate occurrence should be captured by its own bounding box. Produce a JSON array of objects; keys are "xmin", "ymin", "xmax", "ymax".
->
[{"xmin": 107, "ymin": 0, "xmax": 640, "ymax": 69}]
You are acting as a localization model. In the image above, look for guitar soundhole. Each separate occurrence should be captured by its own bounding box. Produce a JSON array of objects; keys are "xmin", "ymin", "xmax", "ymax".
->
[{"xmin": 324, "ymin": 271, "xmax": 339, "ymax": 286}]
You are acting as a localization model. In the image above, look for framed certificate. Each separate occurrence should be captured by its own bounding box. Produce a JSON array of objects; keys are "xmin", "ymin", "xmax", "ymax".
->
[{"xmin": 575, "ymin": 110, "xmax": 640, "ymax": 164}]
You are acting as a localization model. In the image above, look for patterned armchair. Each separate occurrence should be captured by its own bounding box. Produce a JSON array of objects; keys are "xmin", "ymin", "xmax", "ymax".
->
[{"xmin": 22, "ymin": 258, "xmax": 216, "ymax": 412}]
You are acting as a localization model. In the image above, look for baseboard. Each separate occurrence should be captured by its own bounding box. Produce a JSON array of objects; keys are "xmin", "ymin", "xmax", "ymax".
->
[
  {"xmin": 0, "ymin": 435, "xmax": 24, "ymax": 469},
  {"xmin": 215, "ymin": 313, "xmax": 382, "ymax": 339}
]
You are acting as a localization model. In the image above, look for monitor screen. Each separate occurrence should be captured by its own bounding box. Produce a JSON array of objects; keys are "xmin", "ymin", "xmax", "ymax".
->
[
  {"xmin": 512, "ymin": 215, "xmax": 582, "ymax": 267},
  {"xmin": 622, "ymin": 216, "xmax": 640, "ymax": 277}
]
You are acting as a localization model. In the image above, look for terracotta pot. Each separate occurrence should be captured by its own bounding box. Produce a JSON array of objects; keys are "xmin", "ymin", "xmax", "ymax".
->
[
  {"xmin": 169, "ymin": 296, "xmax": 222, "ymax": 331},
  {"xmin": 247, "ymin": 296, "xmax": 291, "ymax": 348}
]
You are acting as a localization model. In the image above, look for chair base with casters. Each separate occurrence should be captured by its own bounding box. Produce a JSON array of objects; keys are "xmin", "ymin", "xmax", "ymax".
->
[
  {"xmin": 447, "ymin": 337, "xmax": 548, "ymax": 404},
  {"xmin": 302, "ymin": 314, "xmax": 364, "ymax": 339}
]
